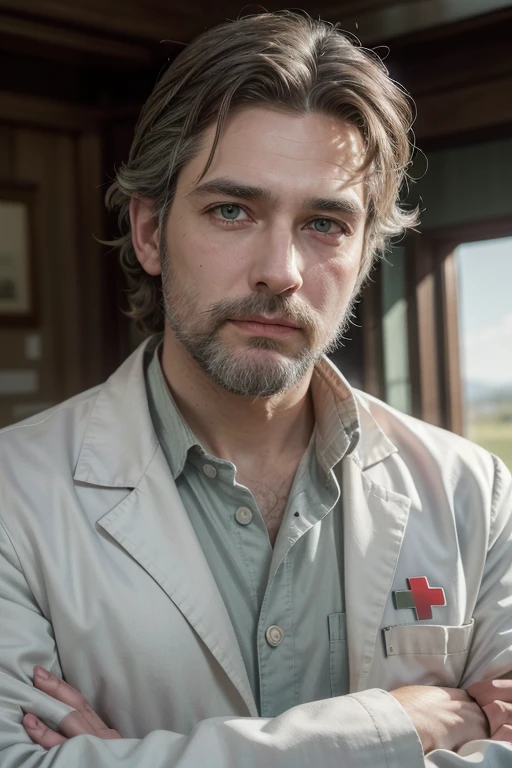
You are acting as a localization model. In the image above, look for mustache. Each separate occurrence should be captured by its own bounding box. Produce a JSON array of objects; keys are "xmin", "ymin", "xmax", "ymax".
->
[{"xmin": 200, "ymin": 294, "xmax": 319, "ymax": 332}]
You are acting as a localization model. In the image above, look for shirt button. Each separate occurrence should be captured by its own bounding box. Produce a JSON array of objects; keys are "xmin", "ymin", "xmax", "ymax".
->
[
  {"xmin": 235, "ymin": 507, "xmax": 253, "ymax": 525},
  {"xmin": 202, "ymin": 464, "xmax": 217, "ymax": 478},
  {"xmin": 265, "ymin": 625, "xmax": 285, "ymax": 647}
]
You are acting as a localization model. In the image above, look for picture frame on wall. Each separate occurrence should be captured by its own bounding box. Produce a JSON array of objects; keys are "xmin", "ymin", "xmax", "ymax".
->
[{"xmin": 0, "ymin": 183, "xmax": 38, "ymax": 327}]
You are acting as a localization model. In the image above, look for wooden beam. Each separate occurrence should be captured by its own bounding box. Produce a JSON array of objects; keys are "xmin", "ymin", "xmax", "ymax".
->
[
  {"xmin": 0, "ymin": 92, "xmax": 105, "ymax": 131},
  {"xmin": 0, "ymin": 14, "xmax": 152, "ymax": 60},
  {"xmin": 0, "ymin": 0, "xmax": 196, "ymax": 43},
  {"xmin": 415, "ymin": 75, "xmax": 512, "ymax": 139}
]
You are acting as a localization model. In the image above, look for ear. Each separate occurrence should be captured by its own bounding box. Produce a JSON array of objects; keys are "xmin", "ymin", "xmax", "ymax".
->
[{"xmin": 129, "ymin": 197, "xmax": 162, "ymax": 276}]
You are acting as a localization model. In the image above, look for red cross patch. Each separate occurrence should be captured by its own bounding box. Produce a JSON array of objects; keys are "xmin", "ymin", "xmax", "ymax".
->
[{"xmin": 393, "ymin": 577, "xmax": 447, "ymax": 620}]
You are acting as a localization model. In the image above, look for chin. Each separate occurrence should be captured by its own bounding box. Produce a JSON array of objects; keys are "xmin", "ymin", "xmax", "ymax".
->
[{"xmin": 238, "ymin": 343, "xmax": 299, "ymax": 362}]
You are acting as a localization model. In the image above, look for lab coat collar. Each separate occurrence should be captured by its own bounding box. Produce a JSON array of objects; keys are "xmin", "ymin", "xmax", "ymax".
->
[
  {"xmin": 74, "ymin": 338, "xmax": 398, "ymax": 488},
  {"xmin": 74, "ymin": 338, "xmax": 159, "ymax": 488}
]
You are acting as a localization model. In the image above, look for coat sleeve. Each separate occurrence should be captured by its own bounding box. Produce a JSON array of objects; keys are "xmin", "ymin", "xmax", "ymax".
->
[
  {"xmin": 425, "ymin": 454, "xmax": 512, "ymax": 767},
  {"xmin": 0, "ymin": 518, "xmax": 424, "ymax": 768}
]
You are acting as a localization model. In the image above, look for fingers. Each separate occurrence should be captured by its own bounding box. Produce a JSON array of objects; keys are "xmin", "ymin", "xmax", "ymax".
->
[
  {"xmin": 32, "ymin": 667, "xmax": 121, "ymax": 739},
  {"xmin": 59, "ymin": 710, "xmax": 121, "ymax": 739},
  {"xmin": 23, "ymin": 713, "xmax": 67, "ymax": 749},
  {"xmin": 468, "ymin": 679, "xmax": 512, "ymax": 707},
  {"xmin": 483, "ymin": 700, "xmax": 512, "ymax": 742},
  {"xmin": 33, "ymin": 667, "xmax": 109, "ymax": 733},
  {"xmin": 491, "ymin": 724, "xmax": 512, "ymax": 743}
]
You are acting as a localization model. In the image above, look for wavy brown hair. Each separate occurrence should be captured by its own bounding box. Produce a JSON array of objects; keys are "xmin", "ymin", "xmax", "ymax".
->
[{"xmin": 106, "ymin": 11, "xmax": 418, "ymax": 334}]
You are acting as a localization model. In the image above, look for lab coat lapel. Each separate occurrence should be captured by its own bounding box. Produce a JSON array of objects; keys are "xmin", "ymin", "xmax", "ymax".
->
[
  {"xmin": 75, "ymin": 339, "xmax": 257, "ymax": 715},
  {"xmin": 342, "ymin": 454, "xmax": 411, "ymax": 692},
  {"xmin": 96, "ymin": 445, "xmax": 257, "ymax": 716}
]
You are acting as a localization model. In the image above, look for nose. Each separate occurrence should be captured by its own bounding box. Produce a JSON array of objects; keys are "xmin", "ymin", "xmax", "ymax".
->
[{"xmin": 248, "ymin": 226, "xmax": 303, "ymax": 296}]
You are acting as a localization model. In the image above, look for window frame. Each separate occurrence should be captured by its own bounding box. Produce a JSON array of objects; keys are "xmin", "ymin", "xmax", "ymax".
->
[{"xmin": 406, "ymin": 216, "xmax": 512, "ymax": 434}]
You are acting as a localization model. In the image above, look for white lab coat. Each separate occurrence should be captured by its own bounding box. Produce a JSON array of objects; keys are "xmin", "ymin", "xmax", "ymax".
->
[{"xmin": 1, "ymin": 338, "xmax": 512, "ymax": 767}]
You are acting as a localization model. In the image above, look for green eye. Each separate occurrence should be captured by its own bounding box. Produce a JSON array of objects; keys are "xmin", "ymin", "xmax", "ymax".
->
[
  {"xmin": 313, "ymin": 218, "xmax": 334, "ymax": 233},
  {"xmin": 219, "ymin": 204, "xmax": 241, "ymax": 220}
]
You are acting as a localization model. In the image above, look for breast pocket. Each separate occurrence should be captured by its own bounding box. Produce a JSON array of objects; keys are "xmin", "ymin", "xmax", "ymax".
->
[
  {"xmin": 328, "ymin": 612, "xmax": 349, "ymax": 697},
  {"xmin": 383, "ymin": 619, "xmax": 475, "ymax": 687}
]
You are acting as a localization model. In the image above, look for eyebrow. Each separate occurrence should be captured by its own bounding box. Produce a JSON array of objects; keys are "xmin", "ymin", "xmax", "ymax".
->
[
  {"xmin": 190, "ymin": 178, "xmax": 272, "ymax": 202},
  {"xmin": 302, "ymin": 196, "xmax": 365, "ymax": 219},
  {"xmin": 190, "ymin": 177, "xmax": 365, "ymax": 218}
]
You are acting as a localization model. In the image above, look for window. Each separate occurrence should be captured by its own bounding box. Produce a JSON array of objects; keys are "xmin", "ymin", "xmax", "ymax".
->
[{"xmin": 455, "ymin": 237, "xmax": 512, "ymax": 470}]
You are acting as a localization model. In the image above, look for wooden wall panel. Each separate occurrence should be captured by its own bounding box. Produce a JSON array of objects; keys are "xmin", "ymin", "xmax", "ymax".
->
[
  {"xmin": 13, "ymin": 129, "xmax": 72, "ymax": 405},
  {"xmin": 76, "ymin": 131, "xmax": 104, "ymax": 390},
  {"xmin": 0, "ymin": 125, "xmax": 25, "ymax": 427},
  {"xmin": 0, "ymin": 118, "xmax": 105, "ymax": 428},
  {"xmin": 51, "ymin": 133, "xmax": 82, "ymax": 399}
]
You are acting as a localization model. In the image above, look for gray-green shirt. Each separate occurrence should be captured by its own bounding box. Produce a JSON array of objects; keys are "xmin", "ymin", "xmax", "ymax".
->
[{"xmin": 145, "ymin": 343, "xmax": 360, "ymax": 716}]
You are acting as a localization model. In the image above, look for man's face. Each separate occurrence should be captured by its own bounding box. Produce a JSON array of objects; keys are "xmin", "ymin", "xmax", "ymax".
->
[{"xmin": 161, "ymin": 107, "xmax": 366, "ymax": 396}]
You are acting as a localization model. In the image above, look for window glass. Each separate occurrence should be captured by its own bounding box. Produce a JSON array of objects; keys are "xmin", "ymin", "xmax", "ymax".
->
[{"xmin": 455, "ymin": 237, "xmax": 512, "ymax": 470}]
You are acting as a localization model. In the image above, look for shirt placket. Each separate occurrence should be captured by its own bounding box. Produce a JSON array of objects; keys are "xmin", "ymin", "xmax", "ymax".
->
[{"xmin": 257, "ymin": 555, "xmax": 295, "ymax": 717}]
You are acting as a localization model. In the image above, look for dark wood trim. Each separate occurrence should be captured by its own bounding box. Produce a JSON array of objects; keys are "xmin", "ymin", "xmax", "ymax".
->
[
  {"xmin": 424, "ymin": 216, "xmax": 512, "ymax": 248},
  {"xmin": 406, "ymin": 233, "xmax": 442, "ymax": 426},
  {"xmin": 414, "ymin": 74, "xmax": 512, "ymax": 141},
  {"xmin": 417, "ymin": 123, "xmax": 512, "ymax": 154},
  {"xmin": 0, "ymin": 92, "xmax": 105, "ymax": 132},
  {"xmin": 435, "ymin": 248, "xmax": 463, "ymax": 435},
  {"xmin": 0, "ymin": 14, "xmax": 152, "ymax": 60},
  {"xmin": 75, "ymin": 131, "xmax": 105, "ymax": 390},
  {"xmin": 362, "ymin": 262, "xmax": 385, "ymax": 400},
  {"xmin": 0, "ymin": 0, "xmax": 194, "ymax": 43}
]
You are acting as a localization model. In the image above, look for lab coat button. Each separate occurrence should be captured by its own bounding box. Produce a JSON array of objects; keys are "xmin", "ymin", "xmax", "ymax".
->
[
  {"xmin": 266, "ymin": 625, "xmax": 285, "ymax": 647},
  {"xmin": 235, "ymin": 507, "xmax": 253, "ymax": 525},
  {"xmin": 203, "ymin": 464, "xmax": 217, "ymax": 478}
]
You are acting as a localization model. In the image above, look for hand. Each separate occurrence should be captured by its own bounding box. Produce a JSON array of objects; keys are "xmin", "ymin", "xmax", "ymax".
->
[
  {"xmin": 390, "ymin": 684, "xmax": 489, "ymax": 754},
  {"xmin": 23, "ymin": 666, "xmax": 121, "ymax": 749},
  {"xmin": 467, "ymin": 679, "xmax": 512, "ymax": 742}
]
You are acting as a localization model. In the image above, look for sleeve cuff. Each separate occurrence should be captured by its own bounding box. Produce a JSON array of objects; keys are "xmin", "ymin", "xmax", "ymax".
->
[{"xmin": 348, "ymin": 688, "xmax": 425, "ymax": 768}]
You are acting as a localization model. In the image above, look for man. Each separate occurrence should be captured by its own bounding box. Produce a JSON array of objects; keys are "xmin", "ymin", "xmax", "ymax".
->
[{"xmin": 1, "ymin": 11, "xmax": 512, "ymax": 767}]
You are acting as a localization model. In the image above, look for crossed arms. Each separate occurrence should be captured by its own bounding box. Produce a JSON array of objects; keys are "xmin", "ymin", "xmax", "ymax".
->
[{"xmin": 2, "ymin": 455, "xmax": 512, "ymax": 767}]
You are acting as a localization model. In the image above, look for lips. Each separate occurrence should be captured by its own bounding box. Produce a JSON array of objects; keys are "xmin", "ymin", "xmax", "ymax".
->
[
  {"xmin": 228, "ymin": 316, "xmax": 300, "ymax": 340},
  {"xmin": 231, "ymin": 315, "xmax": 299, "ymax": 329}
]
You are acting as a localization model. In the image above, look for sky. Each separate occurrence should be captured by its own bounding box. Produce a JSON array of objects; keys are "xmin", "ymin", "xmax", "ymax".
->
[{"xmin": 456, "ymin": 237, "xmax": 512, "ymax": 386}]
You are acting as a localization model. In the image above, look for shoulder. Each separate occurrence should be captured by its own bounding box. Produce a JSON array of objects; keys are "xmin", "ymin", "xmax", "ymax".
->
[
  {"xmin": 0, "ymin": 385, "xmax": 102, "ymax": 480},
  {"xmin": 0, "ymin": 337, "xmax": 155, "ymax": 475},
  {"xmin": 355, "ymin": 389, "xmax": 494, "ymax": 467},
  {"xmin": 354, "ymin": 390, "xmax": 506, "ymax": 509}
]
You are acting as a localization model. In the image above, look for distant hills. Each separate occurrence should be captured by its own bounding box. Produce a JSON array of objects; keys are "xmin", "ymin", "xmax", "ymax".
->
[{"xmin": 465, "ymin": 380, "xmax": 512, "ymax": 405}]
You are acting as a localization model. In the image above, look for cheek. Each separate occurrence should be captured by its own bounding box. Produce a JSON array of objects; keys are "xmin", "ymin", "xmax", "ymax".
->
[
  {"xmin": 166, "ymin": 224, "xmax": 232, "ymax": 288},
  {"xmin": 303, "ymin": 252, "xmax": 360, "ymax": 314},
  {"xmin": 170, "ymin": 229, "xmax": 254, "ymax": 299}
]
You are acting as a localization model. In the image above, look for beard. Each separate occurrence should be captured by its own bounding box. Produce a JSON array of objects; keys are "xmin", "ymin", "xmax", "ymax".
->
[{"xmin": 160, "ymin": 247, "xmax": 356, "ymax": 398}]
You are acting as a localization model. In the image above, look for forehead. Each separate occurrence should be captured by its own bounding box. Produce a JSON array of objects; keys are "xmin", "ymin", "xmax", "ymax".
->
[{"xmin": 181, "ymin": 107, "xmax": 366, "ymax": 202}]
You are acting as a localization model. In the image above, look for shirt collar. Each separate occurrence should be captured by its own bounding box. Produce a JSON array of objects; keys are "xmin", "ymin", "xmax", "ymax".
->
[
  {"xmin": 310, "ymin": 356, "xmax": 361, "ymax": 477},
  {"xmin": 146, "ymin": 341, "xmax": 361, "ymax": 481},
  {"xmin": 145, "ymin": 341, "xmax": 201, "ymax": 480}
]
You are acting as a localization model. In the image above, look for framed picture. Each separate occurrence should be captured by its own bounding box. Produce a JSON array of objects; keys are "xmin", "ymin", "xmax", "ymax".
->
[{"xmin": 0, "ymin": 183, "xmax": 38, "ymax": 326}]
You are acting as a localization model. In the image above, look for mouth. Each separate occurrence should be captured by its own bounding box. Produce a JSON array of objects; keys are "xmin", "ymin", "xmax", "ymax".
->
[
  {"xmin": 227, "ymin": 315, "xmax": 300, "ymax": 339},
  {"xmin": 233, "ymin": 315, "xmax": 299, "ymax": 328}
]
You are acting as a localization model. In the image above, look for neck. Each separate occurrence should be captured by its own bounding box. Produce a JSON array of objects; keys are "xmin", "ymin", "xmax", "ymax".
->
[{"xmin": 159, "ymin": 328, "xmax": 315, "ymax": 468}]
